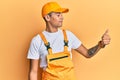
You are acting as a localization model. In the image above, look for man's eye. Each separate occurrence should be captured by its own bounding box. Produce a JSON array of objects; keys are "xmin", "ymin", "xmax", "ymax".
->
[{"xmin": 57, "ymin": 14, "xmax": 60, "ymax": 16}]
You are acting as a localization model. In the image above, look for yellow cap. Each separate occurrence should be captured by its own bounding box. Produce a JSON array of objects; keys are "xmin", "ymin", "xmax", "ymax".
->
[{"xmin": 42, "ymin": 2, "xmax": 69, "ymax": 17}]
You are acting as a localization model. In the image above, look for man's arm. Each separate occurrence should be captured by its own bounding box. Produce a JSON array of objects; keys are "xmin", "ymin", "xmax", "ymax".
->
[
  {"xmin": 75, "ymin": 30, "xmax": 111, "ymax": 58},
  {"xmin": 29, "ymin": 59, "xmax": 39, "ymax": 80}
]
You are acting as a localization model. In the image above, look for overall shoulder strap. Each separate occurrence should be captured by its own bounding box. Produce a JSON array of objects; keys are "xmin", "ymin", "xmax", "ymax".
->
[
  {"xmin": 39, "ymin": 33, "xmax": 48, "ymax": 45},
  {"xmin": 62, "ymin": 29, "xmax": 69, "ymax": 52},
  {"xmin": 39, "ymin": 32, "xmax": 52, "ymax": 54}
]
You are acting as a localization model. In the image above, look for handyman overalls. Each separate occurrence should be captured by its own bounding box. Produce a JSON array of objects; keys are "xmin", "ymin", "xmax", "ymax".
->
[{"xmin": 40, "ymin": 30, "xmax": 76, "ymax": 80}]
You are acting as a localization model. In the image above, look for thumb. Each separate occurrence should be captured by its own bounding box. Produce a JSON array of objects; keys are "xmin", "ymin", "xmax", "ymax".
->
[{"xmin": 104, "ymin": 29, "xmax": 109, "ymax": 35}]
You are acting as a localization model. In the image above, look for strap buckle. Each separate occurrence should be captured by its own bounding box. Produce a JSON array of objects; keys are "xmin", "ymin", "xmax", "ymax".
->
[
  {"xmin": 64, "ymin": 40, "xmax": 68, "ymax": 46},
  {"xmin": 45, "ymin": 42, "xmax": 51, "ymax": 50}
]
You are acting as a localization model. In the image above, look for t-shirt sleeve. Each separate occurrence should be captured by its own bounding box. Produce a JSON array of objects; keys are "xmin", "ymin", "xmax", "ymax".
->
[
  {"xmin": 27, "ymin": 35, "xmax": 41, "ymax": 59},
  {"xmin": 67, "ymin": 30, "xmax": 82, "ymax": 49}
]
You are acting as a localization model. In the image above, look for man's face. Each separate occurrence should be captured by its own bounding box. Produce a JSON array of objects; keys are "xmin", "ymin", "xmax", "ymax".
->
[{"xmin": 48, "ymin": 12, "xmax": 64, "ymax": 28}]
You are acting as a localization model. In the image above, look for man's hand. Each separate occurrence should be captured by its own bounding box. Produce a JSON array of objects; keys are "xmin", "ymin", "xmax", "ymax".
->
[
  {"xmin": 101, "ymin": 29, "xmax": 111, "ymax": 46},
  {"xmin": 75, "ymin": 29, "xmax": 111, "ymax": 58}
]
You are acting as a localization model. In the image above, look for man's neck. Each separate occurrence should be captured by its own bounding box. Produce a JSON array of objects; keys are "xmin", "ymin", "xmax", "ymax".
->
[{"xmin": 45, "ymin": 24, "xmax": 59, "ymax": 33}]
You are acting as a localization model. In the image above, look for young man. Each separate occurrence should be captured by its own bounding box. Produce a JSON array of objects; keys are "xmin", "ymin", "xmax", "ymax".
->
[{"xmin": 27, "ymin": 2, "xmax": 111, "ymax": 80}]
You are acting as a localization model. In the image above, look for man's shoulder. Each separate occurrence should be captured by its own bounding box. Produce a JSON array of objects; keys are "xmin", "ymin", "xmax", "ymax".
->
[
  {"xmin": 64, "ymin": 29, "xmax": 74, "ymax": 35},
  {"xmin": 31, "ymin": 34, "xmax": 42, "ymax": 43},
  {"xmin": 60, "ymin": 29, "xmax": 72, "ymax": 33}
]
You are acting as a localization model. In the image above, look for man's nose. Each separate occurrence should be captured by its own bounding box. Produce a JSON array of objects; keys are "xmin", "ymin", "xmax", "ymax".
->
[{"xmin": 60, "ymin": 14, "xmax": 64, "ymax": 20}]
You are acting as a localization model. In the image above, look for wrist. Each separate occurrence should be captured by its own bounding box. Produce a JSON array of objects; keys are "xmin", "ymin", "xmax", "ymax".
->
[{"xmin": 98, "ymin": 41, "xmax": 105, "ymax": 48}]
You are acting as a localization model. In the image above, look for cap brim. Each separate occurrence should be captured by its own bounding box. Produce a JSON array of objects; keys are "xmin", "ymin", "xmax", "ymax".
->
[{"xmin": 54, "ymin": 8, "xmax": 69, "ymax": 13}]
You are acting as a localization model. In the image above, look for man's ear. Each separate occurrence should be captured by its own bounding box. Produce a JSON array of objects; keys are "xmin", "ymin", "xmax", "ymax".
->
[{"xmin": 44, "ymin": 15, "xmax": 50, "ymax": 21}]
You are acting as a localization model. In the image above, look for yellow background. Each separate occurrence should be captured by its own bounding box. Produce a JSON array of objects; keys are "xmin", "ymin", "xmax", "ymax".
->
[{"xmin": 0, "ymin": 0, "xmax": 120, "ymax": 80}]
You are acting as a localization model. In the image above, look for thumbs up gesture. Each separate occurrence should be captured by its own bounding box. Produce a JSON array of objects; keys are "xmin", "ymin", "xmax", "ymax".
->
[{"xmin": 100, "ymin": 29, "xmax": 111, "ymax": 48}]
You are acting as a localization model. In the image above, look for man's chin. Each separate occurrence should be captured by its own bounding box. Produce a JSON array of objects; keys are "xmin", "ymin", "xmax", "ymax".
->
[
  {"xmin": 56, "ymin": 24, "xmax": 62, "ymax": 28},
  {"xmin": 58, "ymin": 24, "xmax": 62, "ymax": 27}
]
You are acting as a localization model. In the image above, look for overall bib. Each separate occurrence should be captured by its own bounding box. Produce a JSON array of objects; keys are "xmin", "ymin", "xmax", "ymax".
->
[{"xmin": 40, "ymin": 30, "xmax": 76, "ymax": 80}]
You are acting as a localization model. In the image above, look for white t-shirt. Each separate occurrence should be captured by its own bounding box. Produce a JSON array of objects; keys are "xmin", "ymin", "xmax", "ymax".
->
[{"xmin": 27, "ymin": 29, "xmax": 82, "ymax": 69}]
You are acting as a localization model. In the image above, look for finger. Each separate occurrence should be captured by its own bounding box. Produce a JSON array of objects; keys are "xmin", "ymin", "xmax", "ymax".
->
[
  {"xmin": 102, "ymin": 39, "xmax": 110, "ymax": 45},
  {"xmin": 104, "ymin": 29, "xmax": 109, "ymax": 35},
  {"xmin": 102, "ymin": 35, "xmax": 111, "ymax": 40},
  {"xmin": 102, "ymin": 34, "xmax": 110, "ymax": 41}
]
